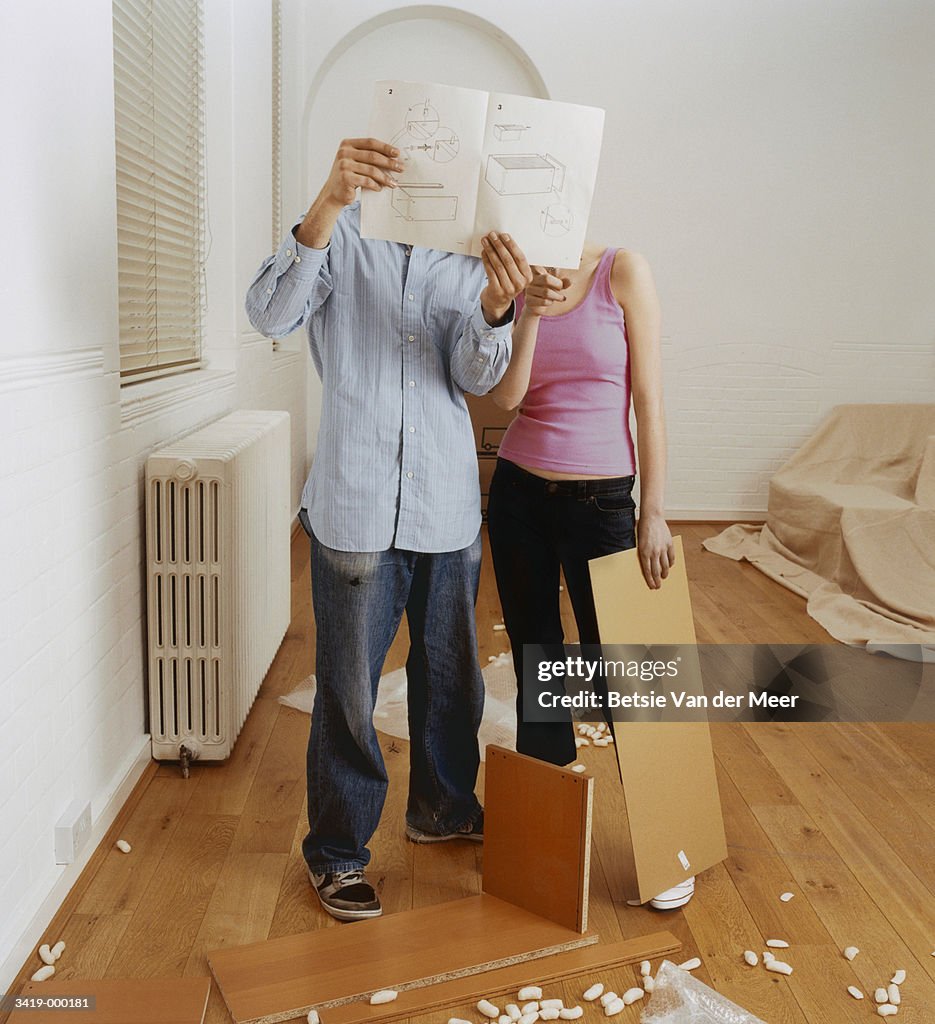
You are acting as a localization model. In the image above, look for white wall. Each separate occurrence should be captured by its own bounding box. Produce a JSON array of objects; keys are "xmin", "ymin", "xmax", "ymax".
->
[
  {"xmin": 0, "ymin": 0, "xmax": 306, "ymax": 985},
  {"xmin": 283, "ymin": 0, "xmax": 935, "ymax": 516}
]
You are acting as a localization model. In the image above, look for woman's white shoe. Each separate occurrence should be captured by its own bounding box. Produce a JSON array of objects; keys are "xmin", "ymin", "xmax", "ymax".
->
[{"xmin": 648, "ymin": 876, "xmax": 696, "ymax": 910}]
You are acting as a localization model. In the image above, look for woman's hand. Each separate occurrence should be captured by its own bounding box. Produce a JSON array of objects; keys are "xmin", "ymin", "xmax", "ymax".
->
[
  {"xmin": 638, "ymin": 512, "xmax": 675, "ymax": 589},
  {"xmin": 480, "ymin": 232, "xmax": 533, "ymax": 325},
  {"xmin": 525, "ymin": 266, "xmax": 571, "ymax": 315}
]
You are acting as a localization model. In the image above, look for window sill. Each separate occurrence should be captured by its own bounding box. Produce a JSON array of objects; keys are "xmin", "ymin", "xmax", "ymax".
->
[{"xmin": 120, "ymin": 367, "xmax": 237, "ymax": 427}]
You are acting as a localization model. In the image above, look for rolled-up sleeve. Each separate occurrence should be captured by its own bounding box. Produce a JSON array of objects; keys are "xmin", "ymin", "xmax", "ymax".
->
[
  {"xmin": 449, "ymin": 301, "xmax": 514, "ymax": 396},
  {"xmin": 245, "ymin": 227, "xmax": 334, "ymax": 339}
]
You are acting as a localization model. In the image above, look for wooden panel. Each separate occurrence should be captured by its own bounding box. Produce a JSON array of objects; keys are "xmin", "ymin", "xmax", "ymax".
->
[
  {"xmin": 320, "ymin": 932, "xmax": 680, "ymax": 1024},
  {"xmin": 208, "ymin": 894, "xmax": 596, "ymax": 1024},
  {"xmin": 482, "ymin": 745, "xmax": 592, "ymax": 932},
  {"xmin": 9, "ymin": 978, "xmax": 211, "ymax": 1024},
  {"xmin": 588, "ymin": 538, "xmax": 728, "ymax": 903}
]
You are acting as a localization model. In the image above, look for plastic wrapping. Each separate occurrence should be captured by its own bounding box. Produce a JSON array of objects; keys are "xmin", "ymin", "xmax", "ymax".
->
[{"xmin": 641, "ymin": 961, "xmax": 767, "ymax": 1024}]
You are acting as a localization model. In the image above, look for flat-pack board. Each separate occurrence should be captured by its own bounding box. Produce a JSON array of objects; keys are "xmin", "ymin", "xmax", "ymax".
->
[
  {"xmin": 483, "ymin": 745, "xmax": 593, "ymax": 932},
  {"xmin": 208, "ymin": 894, "xmax": 595, "ymax": 1024},
  {"xmin": 320, "ymin": 932, "xmax": 681, "ymax": 1024},
  {"xmin": 7, "ymin": 977, "xmax": 211, "ymax": 1024},
  {"xmin": 588, "ymin": 536, "xmax": 728, "ymax": 903}
]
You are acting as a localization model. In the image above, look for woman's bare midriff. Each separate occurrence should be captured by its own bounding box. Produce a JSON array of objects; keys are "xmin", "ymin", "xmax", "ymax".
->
[{"xmin": 512, "ymin": 460, "xmax": 621, "ymax": 482}]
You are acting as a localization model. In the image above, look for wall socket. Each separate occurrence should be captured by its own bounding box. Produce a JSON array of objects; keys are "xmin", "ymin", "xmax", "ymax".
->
[{"xmin": 54, "ymin": 799, "xmax": 92, "ymax": 864}]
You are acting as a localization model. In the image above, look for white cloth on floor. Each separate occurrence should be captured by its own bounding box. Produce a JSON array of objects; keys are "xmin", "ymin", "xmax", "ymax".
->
[{"xmin": 278, "ymin": 652, "xmax": 518, "ymax": 758}]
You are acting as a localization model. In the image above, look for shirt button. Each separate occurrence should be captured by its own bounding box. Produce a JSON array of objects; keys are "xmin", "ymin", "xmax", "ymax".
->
[
  {"xmin": 286, "ymin": 249, "xmax": 293, "ymax": 257},
  {"xmin": 408, "ymin": 426, "xmax": 415, "ymax": 433},
  {"xmin": 294, "ymin": 255, "xmax": 301, "ymax": 263},
  {"xmin": 408, "ymin": 380, "xmax": 415, "ymax": 387},
  {"xmin": 408, "ymin": 293, "xmax": 415, "ymax": 301},
  {"xmin": 408, "ymin": 334, "xmax": 415, "ymax": 342},
  {"xmin": 405, "ymin": 248, "xmax": 412, "ymax": 256},
  {"xmin": 406, "ymin": 471, "xmax": 414, "ymax": 479},
  {"xmin": 266, "ymin": 287, "xmax": 273, "ymax": 294}
]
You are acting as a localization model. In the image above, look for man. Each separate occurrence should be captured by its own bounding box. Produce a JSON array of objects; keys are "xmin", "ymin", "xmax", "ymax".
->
[{"xmin": 246, "ymin": 137, "xmax": 532, "ymax": 921}]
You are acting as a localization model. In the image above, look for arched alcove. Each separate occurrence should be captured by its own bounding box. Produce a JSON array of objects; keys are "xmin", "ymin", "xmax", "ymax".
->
[{"xmin": 299, "ymin": 6, "xmax": 548, "ymax": 211}]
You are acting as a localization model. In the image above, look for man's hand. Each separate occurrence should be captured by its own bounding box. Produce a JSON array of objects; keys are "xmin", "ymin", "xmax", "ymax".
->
[
  {"xmin": 525, "ymin": 265, "xmax": 571, "ymax": 315},
  {"xmin": 296, "ymin": 138, "xmax": 403, "ymax": 248},
  {"xmin": 638, "ymin": 512, "xmax": 675, "ymax": 590},
  {"xmin": 323, "ymin": 138, "xmax": 404, "ymax": 207},
  {"xmin": 480, "ymin": 232, "xmax": 533, "ymax": 325}
]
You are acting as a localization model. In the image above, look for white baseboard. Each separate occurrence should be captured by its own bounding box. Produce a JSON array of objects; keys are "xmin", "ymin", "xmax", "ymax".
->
[
  {"xmin": 0, "ymin": 736, "xmax": 153, "ymax": 992},
  {"xmin": 664, "ymin": 509, "xmax": 768, "ymax": 522}
]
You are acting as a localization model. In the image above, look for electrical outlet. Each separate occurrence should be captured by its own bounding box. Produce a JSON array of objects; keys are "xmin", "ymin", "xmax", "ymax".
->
[{"xmin": 54, "ymin": 800, "xmax": 92, "ymax": 864}]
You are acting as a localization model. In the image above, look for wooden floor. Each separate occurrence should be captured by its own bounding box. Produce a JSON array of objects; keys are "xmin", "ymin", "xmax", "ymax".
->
[{"xmin": 7, "ymin": 524, "xmax": 935, "ymax": 1024}]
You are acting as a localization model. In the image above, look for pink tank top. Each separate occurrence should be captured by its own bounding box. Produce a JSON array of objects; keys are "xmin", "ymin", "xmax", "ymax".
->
[{"xmin": 498, "ymin": 247, "xmax": 636, "ymax": 476}]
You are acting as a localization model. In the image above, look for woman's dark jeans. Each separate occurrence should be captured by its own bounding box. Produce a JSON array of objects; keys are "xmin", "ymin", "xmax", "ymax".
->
[{"xmin": 486, "ymin": 457, "xmax": 637, "ymax": 765}]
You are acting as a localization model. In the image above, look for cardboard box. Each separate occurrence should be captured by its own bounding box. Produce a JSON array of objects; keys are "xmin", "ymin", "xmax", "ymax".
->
[
  {"xmin": 478, "ymin": 455, "xmax": 497, "ymax": 516},
  {"xmin": 588, "ymin": 536, "xmax": 728, "ymax": 904},
  {"xmin": 466, "ymin": 392, "xmax": 513, "ymax": 455},
  {"xmin": 466, "ymin": 394, "xmax": 514, "ymax": 515}
]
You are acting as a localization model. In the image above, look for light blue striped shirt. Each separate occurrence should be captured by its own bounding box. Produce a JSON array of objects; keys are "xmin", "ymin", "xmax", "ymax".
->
[{"xmin": 245, "ymin": 202, "xmax": 513, "ymax": 552}]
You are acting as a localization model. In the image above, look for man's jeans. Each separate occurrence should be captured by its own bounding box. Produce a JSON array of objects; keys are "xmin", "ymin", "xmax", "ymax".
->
[{"xmin": 298, "ymin": 512, "xmax": 484, "ymax": 874}]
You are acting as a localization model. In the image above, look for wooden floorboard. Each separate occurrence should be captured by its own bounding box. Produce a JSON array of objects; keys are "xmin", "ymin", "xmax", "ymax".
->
[
  {"xmin": 681, "ymin": 861, "xmax": 809, "ymax": 1023},
  {"xmin": 5, "ymin": 523, "xmax": 933, "ymax": 1024},
  {"xmin": 105, "ymin": 813, "xmax": 238, "ymax": 980}
]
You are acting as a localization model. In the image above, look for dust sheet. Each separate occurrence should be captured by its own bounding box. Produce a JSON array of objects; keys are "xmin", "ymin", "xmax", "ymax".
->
[{"xmin": 704, "ymin": 404, "xmax": 935, "ymax": 647}]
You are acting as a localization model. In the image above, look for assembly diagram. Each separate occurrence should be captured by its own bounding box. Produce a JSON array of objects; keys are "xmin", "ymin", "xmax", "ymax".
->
[
  {"xmin": 391, "ymin": 100, "xmax": 460, "ymax": 163},
  {"xmin": 362, "ymin": 80, "xmax": 603, "ymax": 262},
  {"xmin": 391, "ymin": 182, "xmax": 458, "ymax": 222},
  {"xmin": 484, "ymin": 152, "xmax": 574, "ymax": 236},
  {"xmin": 493, "ymin": 123, "xmax": 530, "ymax": 142},
  {"xmin": 540, "ymin": 203, "xmax": 574, "ymax": 236},
  {"xmin": 485, "ymin": 153, "xmax": 565, "ymax": 195},
  {"xmin": 385, "ymin": 97, "xmax": 461, "ymax": 221}
]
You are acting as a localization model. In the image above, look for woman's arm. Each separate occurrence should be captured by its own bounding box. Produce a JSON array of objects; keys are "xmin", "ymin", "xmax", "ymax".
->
[
  {"xmin": 612, "ymin": 250, "xmax": 675, "ymax": 589},
  {"xmin": 489, "ymin": 266, "xmax": 569, "ymax": 410},
  {"xmin": 488, "ymin": 306, "xmax": 541, "ymax": 410}
]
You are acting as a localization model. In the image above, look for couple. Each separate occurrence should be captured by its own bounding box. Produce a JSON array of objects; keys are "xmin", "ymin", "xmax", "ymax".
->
[{"xmin": 246, "ymin": 136, "xmax": 685, "ymax": 923}]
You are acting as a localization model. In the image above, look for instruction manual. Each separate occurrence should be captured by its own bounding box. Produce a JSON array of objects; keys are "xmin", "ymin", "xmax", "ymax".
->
[{"xmin": 359, "ymin": 80, "xmax": 605, "ymax": 268}]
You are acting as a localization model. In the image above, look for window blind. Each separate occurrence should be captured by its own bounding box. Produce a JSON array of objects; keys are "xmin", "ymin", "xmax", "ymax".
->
[{"xmin": 114, "ymin": 0, "xmax": 206, "ymax": 381}]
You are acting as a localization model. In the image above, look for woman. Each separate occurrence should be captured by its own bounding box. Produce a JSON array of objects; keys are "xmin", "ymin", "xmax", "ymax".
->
[{"xmin": 482, "ymin": 238, "xmax": 692, "ymax": 910}]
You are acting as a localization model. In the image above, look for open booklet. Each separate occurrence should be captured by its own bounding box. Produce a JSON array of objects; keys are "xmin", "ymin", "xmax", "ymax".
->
[{"xmin": 359, "ymin": 80, "xmax": 605, "ymax": 268}]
